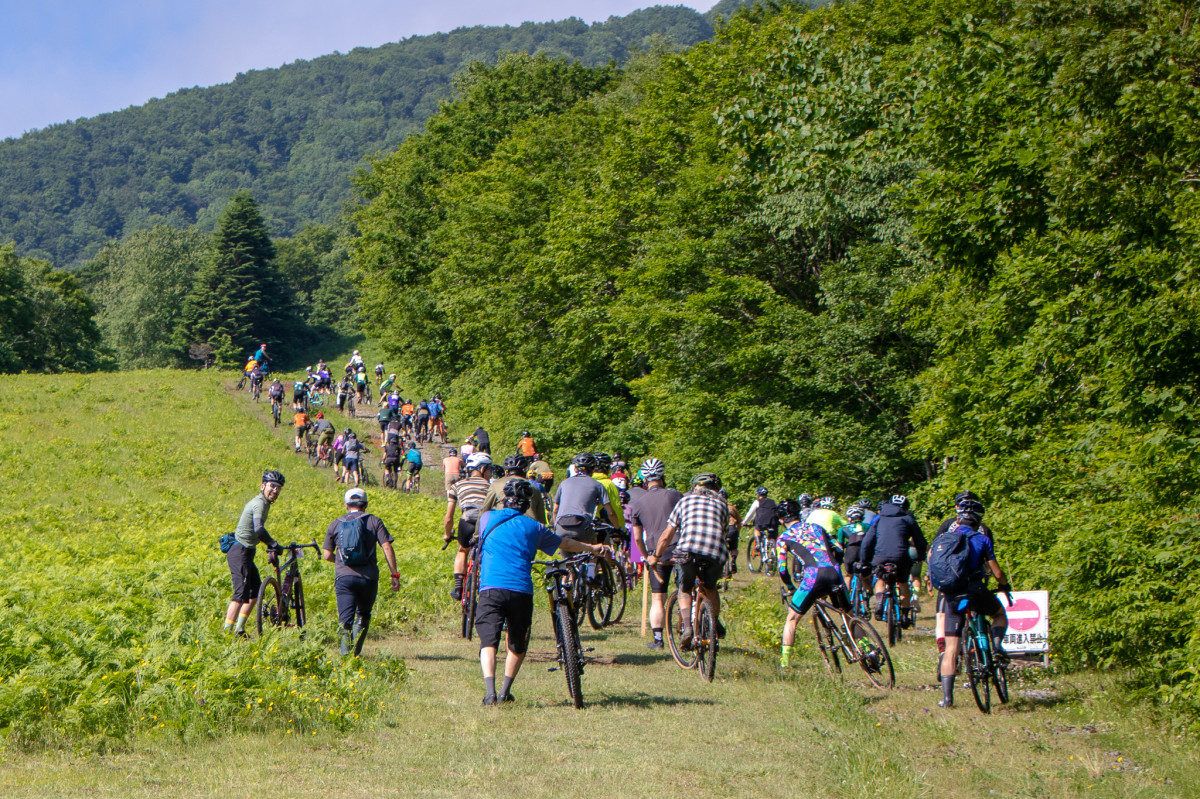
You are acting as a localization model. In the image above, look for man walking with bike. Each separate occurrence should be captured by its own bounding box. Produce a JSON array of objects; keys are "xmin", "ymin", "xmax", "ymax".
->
[
  {"xmin": 628, "ymin": 458, "xmax": 682, "ymax": 650},
  {"xmin": 475, "ymin": 481, "xmax": 609, "ymax": 705},
  {"xmin": 322, "ymin": 488, "xmax": 399, "ymax": 656},
  {"xmin": 647, "ymin": 473, "xmax": 730, "ymax": 649},
  {"xmin": 224, "ymin": 471, "xmax": 285, "ymax": 636}
]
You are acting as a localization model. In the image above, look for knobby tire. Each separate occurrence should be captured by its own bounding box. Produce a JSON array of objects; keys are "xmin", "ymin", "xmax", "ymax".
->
[
  {"xmin": 696, "ymin": 597, "xmax": 718, "ymax": 682},
  {"xmin": 746, "ymin": 538, "xmax": 762, "ymax": 573},
  {"xmin": 849, "ymin": 617, "xmax": 895, "ymax": 689},
  {"xmin": 554, "ymin": 602, "xmax": 584, "ymax": 709},
  {"xmin": 665, "ymin": 591, "xmax": 698, "ymax": 670},
  {"xmin": 812, "ymin": 611, "xmax": 842, "ymax": 675},
  {"xmin": 965, "ymin": 634, "xmax": 991, "ymax": 713},
  {"xmin": 587, "ymin": 557, "xmax": 615, "ymax": 630},
  {"xmin": 255, "ymin": 577, "xmax": 284, "ymax": 636}
]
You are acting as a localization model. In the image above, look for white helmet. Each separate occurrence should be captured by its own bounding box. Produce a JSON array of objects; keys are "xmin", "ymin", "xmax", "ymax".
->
[{"xmin": 466, "ymin": 453, "xmax": 492, "ymax": 471}]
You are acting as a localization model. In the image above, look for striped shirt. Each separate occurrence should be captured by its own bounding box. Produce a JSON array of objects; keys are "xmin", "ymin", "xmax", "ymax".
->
[
  {"xmin": 665, "ymin": 488, "xmax": 730, "ymax": 565},
  {"xmin": 449, "ymin": 476, "xmax": 490, "ymax": 519}
]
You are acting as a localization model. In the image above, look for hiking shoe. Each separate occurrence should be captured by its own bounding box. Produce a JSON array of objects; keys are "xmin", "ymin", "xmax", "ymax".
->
[
  {"xmin": 680, "ymin": 625, "xmax": 694, "ymax": 650},
  {"xmin": 645, "ymin": 638, "xmax": 664, "ymax": 650},
  {"xmin": 450, "ymin": 587, "xmax": 463, "ymax": 601},
  {"xmin": 716, "ymin": 620, "xmax": 726, "ymax": 639},
  {"xmin": 482, "ymin": 694, "xmax": 497, "ymax": 706},
  {"xmin": 499, "ymin": 692, "xmax": 515, "ymax": 703}
]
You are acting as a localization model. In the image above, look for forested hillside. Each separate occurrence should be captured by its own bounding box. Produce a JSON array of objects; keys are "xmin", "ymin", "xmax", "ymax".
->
[
  {"xmin": 353, "ymin": 0, "xmax": 1200, "ymax": 716},
  {"xmin": 0, "ymin": 5, "xmax": 726, "ymax": 268}
]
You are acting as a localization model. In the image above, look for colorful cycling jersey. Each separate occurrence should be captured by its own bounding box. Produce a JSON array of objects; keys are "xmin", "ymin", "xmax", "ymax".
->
[
  {"xmin": 355, "ymin": 371, "xmax": 367, "ymax": 385},
  {"xmin": 429, "ymin": 400, "xmax": 442, "ymax": 418},
  {"xmin": 776, "ymin": 520, "xmax": 841, "ymax": 580},
  {"xmin": 380, "ymin": 378, "xmax": 396, "ymax": 393},
  {"xmin": 837, "ymin": 520, "xmax": 870, "ymax": 547}
]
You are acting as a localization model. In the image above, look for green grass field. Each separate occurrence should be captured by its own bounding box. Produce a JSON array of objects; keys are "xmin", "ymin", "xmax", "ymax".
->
[{"xmin": 0, "ymin": 368, "xmax": 1196, "ymax": 796}]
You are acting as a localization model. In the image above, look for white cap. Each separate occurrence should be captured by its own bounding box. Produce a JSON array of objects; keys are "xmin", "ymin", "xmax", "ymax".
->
[{"xmin": 344, "ymin": 488, "xmax": 367, "ymax": 506}]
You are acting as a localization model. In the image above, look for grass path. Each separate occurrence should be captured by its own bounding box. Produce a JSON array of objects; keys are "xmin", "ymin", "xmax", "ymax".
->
[{"xmin": 1, "ymin": 578, "xmax": 1196, "ymax": 798}]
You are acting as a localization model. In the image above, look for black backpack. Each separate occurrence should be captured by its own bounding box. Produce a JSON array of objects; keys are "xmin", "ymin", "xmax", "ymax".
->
[
  {"xmin": 336, "ymin": 514, "xmax": 373, "ymax": 566},
  {"xmin": 754, "ymin": 498, "xmax": 779, "ymax": 530},
  {"xmin": 928, "ymin": 524, "xmax": 972, "ymax": 593}
]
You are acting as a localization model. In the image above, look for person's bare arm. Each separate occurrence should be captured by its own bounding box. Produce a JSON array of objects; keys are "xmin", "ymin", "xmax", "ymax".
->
[
  {"xmin": 322, "ymin": 548, "xmax": 335, "ymax": 563},
  {"xmin": 382, "ymin": 541, "xmax": 400, "ymax": 591},
  {"xmin": 443, "ymin": 499, "xmax": 457, "ymax": 540},
  {"xmin": 559, "ymin": 538, "xmax": 611, "ymax": 558},
  {"xmin": 633, "ymin": 524, "xmax": 647, "ymax": 560}
]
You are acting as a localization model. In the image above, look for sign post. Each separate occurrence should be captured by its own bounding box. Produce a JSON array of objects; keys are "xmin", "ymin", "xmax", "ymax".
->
[{"xmin": 1000, "ymin": 590, "xmax": 1049, "ymax": 663}]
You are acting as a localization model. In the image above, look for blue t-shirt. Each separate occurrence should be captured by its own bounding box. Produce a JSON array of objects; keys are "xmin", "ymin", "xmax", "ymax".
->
[
  {"xmin": 965, "ymin": 529, "xmax": 996, "ymax": 579},
  {"xmin": 405, "ymin": 447, "xmax": 423, "ymax": 465},
  {"xmin": 477, "ymin": 508, "xmax": 562, "ymax": 595}
]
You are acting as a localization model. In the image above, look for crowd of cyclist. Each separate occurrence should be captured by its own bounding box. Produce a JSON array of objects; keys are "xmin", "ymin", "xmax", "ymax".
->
[{"xmin": 231, "ymin": 349, "xmax": 1013, "ymax": 709}]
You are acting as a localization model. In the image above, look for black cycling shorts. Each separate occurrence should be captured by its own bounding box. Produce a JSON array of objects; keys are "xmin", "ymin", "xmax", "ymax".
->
[
  {"xmin": 405, "ymin": 462, "xmax": 422, "ymax": 474},
  {"xmin": 474, "ymin": 589, "xmax": 534, "ymax": 654},
  {"xmin": 457, "ymin": 516, "xmax": 478, "ymax": 549},
  {"xmin": 942, "ymin": 584, "xmax": 1004, "ymax": 637},
  {"xmin": 873, "ymin": 556, "xmax": 913, "ymax": 584},
  {"xmin": 678, "ymin": 554, "xmax": 722, "ymax": 593},
  {"xmin": 227, "ymin": 543, "xmax": 261, "ymax": 603},
  {"xmin": 647, "ymin": 559, "xmax": 673, "ymax": 594},
  {"xmin": 725, "ymin": 524, "xmax": 740, "ymax": 548},
  {"xmin": 842, "ymin": 543, "xmax": 862, "ymax": 574}
]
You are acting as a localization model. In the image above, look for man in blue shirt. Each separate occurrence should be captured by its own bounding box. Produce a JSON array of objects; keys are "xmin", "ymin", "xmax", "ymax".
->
[
  {"xmin": 403, "ymin": 442, "xmax": 423, "ymax": 491},
  {"xmin": 938, "ymin": 499, "xmax": 1012, "ymax": 708},
  {"xmin": 475, "ymin": 481, "xmax": 610, "ymax": 705}
]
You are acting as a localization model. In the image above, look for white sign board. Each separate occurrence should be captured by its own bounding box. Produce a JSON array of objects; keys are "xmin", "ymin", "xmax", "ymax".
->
[{"xmin": 1000, "ymin": 590, "xmax": 1049, "ymax": 654}]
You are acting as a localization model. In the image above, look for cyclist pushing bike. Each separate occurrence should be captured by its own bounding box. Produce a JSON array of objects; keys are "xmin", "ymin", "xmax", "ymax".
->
[
  {"xmin": 223, "ymin": 471, "xmax": 285, "ymax": 636},
  {"xmin": 774, "ymin": 500, "xmax": 847, "ymax": 668}
]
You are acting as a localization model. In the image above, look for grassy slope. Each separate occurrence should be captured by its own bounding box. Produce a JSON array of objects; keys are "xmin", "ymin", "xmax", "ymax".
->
[{"xmin": 0, "ymin": 368, "xmax": 1196, "ymax": 795}]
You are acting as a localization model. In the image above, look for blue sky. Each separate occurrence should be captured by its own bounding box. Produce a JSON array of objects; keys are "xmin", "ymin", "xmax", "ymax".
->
[{"xmin": 0, "ymin": 1, "xmax": 707, "ymax": 141}]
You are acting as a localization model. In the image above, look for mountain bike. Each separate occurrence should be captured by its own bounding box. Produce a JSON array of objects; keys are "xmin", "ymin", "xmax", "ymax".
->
[
  {"xmin": 304, "ymin": 427, "xmax": 321, "ymax": 463},
  {"xmin": 308, "ymin": 392, "xmax": 323, "ymax": 408},
  {"xmin": 664, "ymin": 561, "xmax": 719, "ymax": 682},
  {"xmin": 403, "ymin": 466, "xmax": 421, "ymax": 494},
  {"xmin": 590, "ymin": 522, "xmax": 625, "ymax": 626},
  {"xmin": 382, "ymin": 460, "xmax": 399, "ymax": 490},
  {"xmin": 457, "ymin": 532, "xmax": 481, "ymax": 640},
  {"xmin": 270, "ymin": 396, "xmax": 282, "ymax": 427},
  {"xmin": 848, "ymin": 565, "xmax": 872, "ymax": 618},
  {"xmin": 534, "ymin": 553, "xmax": 593, "ymax": 709},
  {"xmin": 811, "ymin": 596, "xmax": 895, "ymax": 688},
  {"xmin": 962, "ymin": 593, "xmax": 1013, "ymax": 713},
  {"xmin": 236, "ymin": 373, "xmax": 248, "ymax": 391},
  {"xmin": 875, "ymin": 563, "xmax": 907, "ymax": 645},
  {"xmin": 251, "ymin": 378, "xmax": 262, "ymax": 402},
  {"xmin": 746, "ymin": 529, "xmax": 778, "ymax": 576},
  {"xmin": 257, "ymin": 539, "xmax": 321, "ymax": 637}
]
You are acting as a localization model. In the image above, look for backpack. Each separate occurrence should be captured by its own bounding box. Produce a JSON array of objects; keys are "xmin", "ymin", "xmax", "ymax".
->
[
  {"xmin": 336, "ymin": 514, "xmax": 373, "ymax": 566},
  {"xmin": 927, "ymin": 524, "xmax": 972, "ymax": 593}
]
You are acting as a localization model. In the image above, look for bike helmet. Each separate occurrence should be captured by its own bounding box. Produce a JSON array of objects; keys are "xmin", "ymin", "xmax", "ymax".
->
[
  {"xmin": 611, "ymin": 476, "xmax": 627, "ymax": 490},
  {"xmin": 593, "ymin": 452, "xmax": 613, "ymax": 471},
  {"xmin": 353, "ymin": 350, "xmax": 360, "ymax": 355},
  {"xmin": 756, "ymin": 486, "xmax": 769, "ymax": 497},
  {"xmin": 847, "ymin": 506, "xmax": 865, "ymax": 522},
  {"xmin": 640, "ymin": 458, "xmax": 665, "ymax": 480},
  {"xmin": 306, "ymin": 366, "xmax": 313, "ymax": 372},
  {"xmin": 466, "ymin": 452, "xmax": 492, "ymax": 471},
  {"xmin": 262, "ymin": 470, "xmax": 285, "ymax": 486},
  {"xmin": 502, "ymin": 479, "xmax": 534, "ymax": 511},
  {"xmin": 618, "ymin": 488, "xmax": 631, "ymax": 505},
  {"xmin": 855, "ymin": 496, "xmax": 872, "ymax": 509},
  {"xmin": 448, "ymin": 447, "xmax": 458, "ymax": 456},
  {"xmin": 571, "ymin": 452, "xmax": 596, "ymax": 472},
  {"xmin": 818, "ymin": 495, "xmax": 836, "ymax": 509},
  {"xmin": 718, "ymin": 488, "xmax": 728, "ymax": 498},
  {"xmin": 502, "ymin": 454, "xmax": 525, "ymax": 473},
  {"xmin": 521, "ymin": 430, "xmax": 531, "ymax": 437},
  {"xmin": 613, "ymin": 458, "xmax": 627, "ymax": 472},
  {"xmin": 690, "ymin": 472, "xmax": 722, "ymax": 491},
  {"xmin": 954, "ymin": 490, "xmax": 982, "ymax": 509},
  {"xmin": 890, "ymin": 494, "xmax": 909, "ymax": 510},
  {"xmin": 631, "ymin": 474, "xmax": 645, "ymax": 488},
  {"xmin": 956, "ymin": 499, "xmax": 984, "ymax": 525},
  {"xmin": 347, "ymin": 431, "xmax": 357, "ymax": 439},
  {"xmin": 777, "ymin": 498, "xmax": 801, "ymax": 521},
  {"xmin": 389, "ymin": 373, "xmax": 396, "ymax": 379},
  {"xmin": 797, "ymin": 493, "xmax": 813, "ymax": 507},
  {"xmin": 344, "ymin": 487, "xmax": 367, "ymax": 507}
]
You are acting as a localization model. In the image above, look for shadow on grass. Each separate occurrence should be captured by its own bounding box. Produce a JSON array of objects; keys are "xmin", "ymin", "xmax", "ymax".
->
[
  {"xmin": 610, "ymin": 652, "xmax": 669, "ymax": 666},
  {"xmin": 589, "ymin": 692, "xmax": 718, "ymax": 709},
  {"xmin": 410, "ymin": 653, "xmax": 471, "ymax": 662}
]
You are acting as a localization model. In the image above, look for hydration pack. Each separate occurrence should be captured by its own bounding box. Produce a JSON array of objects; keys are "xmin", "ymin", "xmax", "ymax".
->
[
  {"xmin": 927, "ymin": 524, "xmax": 972, "ymax": 593},
  {"xmin": 336, "ymin": 514, "xmax": 372, "ymax": 566},
  {"xmin": 754, "ymin": 497, "xmax": 779, "ymax": 530}
]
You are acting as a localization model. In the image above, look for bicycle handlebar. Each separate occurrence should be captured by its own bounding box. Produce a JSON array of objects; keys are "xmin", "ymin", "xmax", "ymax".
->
[{"xmin": 533, "ymin": 553, "xmax": 592, "ymax": 568}]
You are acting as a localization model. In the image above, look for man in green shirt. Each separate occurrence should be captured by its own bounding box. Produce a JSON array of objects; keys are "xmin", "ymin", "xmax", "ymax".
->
[
  {"xmin": 377, "ymin": 403, "xmax": 396, "ymax": 434},
  {"xmin": 378, "ymin": 373, "xmax": 398, "ymax": 404},
  {"xmin": 224, "ymin": 471, "xmax": 285, "ymax": 636}
]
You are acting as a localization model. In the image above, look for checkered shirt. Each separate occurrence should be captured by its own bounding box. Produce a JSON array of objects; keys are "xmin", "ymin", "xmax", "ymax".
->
[{"xmin": 665, "ymin": 488, "xmax": 730, "ymax": 565}]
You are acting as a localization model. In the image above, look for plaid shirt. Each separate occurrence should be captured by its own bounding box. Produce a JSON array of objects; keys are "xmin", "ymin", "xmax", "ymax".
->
[{"xmin": 665, "ymin": 488, "xmax": 730, "ymax": 565}]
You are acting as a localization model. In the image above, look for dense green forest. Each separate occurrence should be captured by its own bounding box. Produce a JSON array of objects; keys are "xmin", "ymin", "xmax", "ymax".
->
[
  {"xmin": 352, "ymin": 0, "xmax": 1200, "ymax": 715},
  {"xmin": 0, "ymin": 5, "xmax": 737, "ymax": 268}
]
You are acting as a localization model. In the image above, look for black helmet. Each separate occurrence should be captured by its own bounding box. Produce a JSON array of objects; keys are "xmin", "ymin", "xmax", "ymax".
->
[
  {"xmin": 797, "ymin": 493, "xmax": 813, "ymax": 507},
  {"xmin": 847, "ymin": 506, "xmax": 865, "ymax": 522},
  {"xmin": 954, "ymin": 490, "xmax": 982, "ymax": 509},
  {"xmin": 756, "ymin": 486, "xmax": 769, "ymax": 497},
  {"xmin": 594, "ymin": 452, "xmax": 613, "ymax": 470},
  {"xmin": 618, "ymin": 488, "xmax": 631, "ymax": 505},
  {"xmin": 690, "ymin": 472, "xmax": 722, "ymax": 491},
  {"xmin": 262, "ymin": 470, "xmax": 285, "ymax": 486},
  {"xmin": 956, "ymin": 498, "xmax": 985, "ymax": 525},
  {"xmin": 777, "ymin": 499, "xmax": 801, "ymax": 521},
  {"xmin": 891, "ymin": 494, "xmax": 910, "ymax": 510},
  {"xmin": 572, "ymin": 452, "xmax": 596, "ymax": 472},
  {"xmin": 503, "ymin": 479, "xmax": 534, "ymax": 512},
  {"xmin": 855, "ymin": 496, "xmax": 872, "ymax": 509},
  {"xmin": 502, "ymin": 454, "xmax": 525, "ymax": 473}
]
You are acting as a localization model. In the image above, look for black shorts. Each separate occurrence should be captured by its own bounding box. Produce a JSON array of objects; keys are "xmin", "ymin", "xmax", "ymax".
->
[
  {"xmin": 344, "ymin": 458, "xmax": 360, "ymax": 474},
  {"xmin": 474, "ymin": 589, "xmax": 534, "ymax": 654},
  {"xmin": 677, "ymin": 554, "xmax": 722, "ymax": 593},
  {"xmin": 648, "ymin": 557, "xmax": 674, "ymax": 594},
  {"xmin": 383, "ymin": 458, "xmax": 400, "ymax": 470},
  {"xmin": 405, "ymin": 461, "xmax": 422, "ymax": 474},
  {"xmin": 873, "ymin": 556, "xmax": 913, "ymax": 585},
  {"xmin": 457, "ymin": 517, "xmax": 478, "ymax": 549},
  {"xmin": 942, "ymin": 583, "xmax": 1005, "ymax": 637},
  {"xmin": 334, "ymin": 573, "xmax": 379, "ymax": 626},
  {"xmin": 227, "ymin": 543, "xmax": 261, "ymax": 603},
  {"xmin": 725, "ymin": 525, "xmax": 740, "ymax": 548},
  {"xmin": 843, "ymin": 543, "xmax": 862, "ymax": 574}
]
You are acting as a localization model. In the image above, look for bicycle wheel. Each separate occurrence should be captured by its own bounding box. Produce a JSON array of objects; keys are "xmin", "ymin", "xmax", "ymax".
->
[
  {"xmin": 746, "ymin": 538, "xmax": 762, "ymax": 573},
  {"xmin": 886, "ymin": 596, "xmax": 901, "ymax": 646},
  {"xmin": 553, "ymin": 602, "xmax": 584, "ymax": 709},
  {"xmin": 965, "ymin": 634, "xmax": 991, "ymax": 713},
  {"xmin": 849, "ymin": 617, "xmax": 895, "ymax": 689},
  {"xmin": 587, "ymin": 558, "xmax": 614, "ymax": 630},
  {"xmin": 236, "ymin": 375, "xmax": 247, "ymax": 391},
  {"xmin": 763, "ymin": 545, "xmax": 778, "ymax": 578},
  {"xmin": 292, "ymin": 578, "xmax": 307, "ymax": 637},
  {"xmin": 812, "ymin": 611, "xmax": 842, "ymax": 675},
  {"xmin": 696, "ymin": 597, "xmax": 718, "ymax": 682},
  {"xmin": 466, "ymin": 561, "xmax": 481, "ymax": 641},
  {"xmin": 608, "ymin": 558, "xmax": 628, "ymax": 624},
  {"xmin": 255, "ymin": 577, "xmax": 284, "ymax": 636},
  {"xmin": 665, "ymin": 591, "xmax": 698, "ymax": 669}
]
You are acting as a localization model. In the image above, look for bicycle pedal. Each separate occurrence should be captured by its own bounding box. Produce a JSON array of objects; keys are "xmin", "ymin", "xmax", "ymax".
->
[
  {"xmin": 547, "ymin": 667, "xmax": 558, "ymax": 672},
  {"xmin": 584, "ymin": 647, "xmax": 594, "ymax": 653}
]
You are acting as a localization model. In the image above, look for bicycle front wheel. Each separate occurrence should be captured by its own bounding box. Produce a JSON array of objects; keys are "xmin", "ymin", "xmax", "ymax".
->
[
  {"xmin": 965, "ymin": 634, "xmax": 991, "ymax": 713},
  {"xmin": 746, "ymin": 538, "xmax": 762, "ymax": 573},
  {"xmin": 849, "ymin": 617, "xmax": 895, "ymax": 689},
  {"xmin": 665, "ymin": 591, "xmax": 698, "ymax": 669},
  {"xmin": 553, "ymin": 602, "xmax": 584, "ymax": 709},
  {"xmin": 696, "ymin": 597, "xmax": 718, "ymax": 682},
  {"xmin": 256, "ymin": 577, "xmax": 284, "ymax": 636},
  {"xmin": 587, "ymin": 558, "xmax": 615, "ymax": 630},
  {"xmin": 886, "ymin": 597, "xmax": 901, "ymax": 646},
  {"xmin": 466, "ymin": 562, "xmax": 481, "ymax": 641},
  {"xmin": 993, "ymin": 655, "xmax": 1010, "ymax": 704},
  {"xmin": 292, "ymin": 578, "xmax": 307, "ymax": 637},
  {"xmin": 812, "ymin": 612, "xmax": 842, "ymax": 675},
  {"xmin": 608, "ymin": 558, "xmax": 628, "ymax": 624}
]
